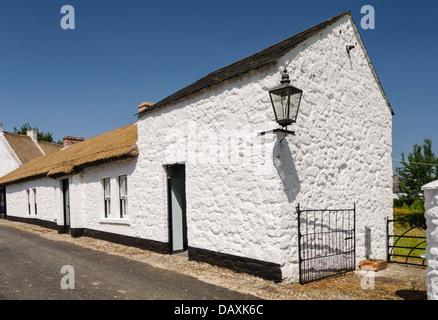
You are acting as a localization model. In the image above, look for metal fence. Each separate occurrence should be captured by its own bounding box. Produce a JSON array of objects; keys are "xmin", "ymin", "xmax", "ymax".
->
[
  {"xmin": 297, "ymin": 204, "xmax": 356, "ymax": 284},
  {"xmin": 386, "ymin": 218, "xmax": 427, "ymax": 266}
]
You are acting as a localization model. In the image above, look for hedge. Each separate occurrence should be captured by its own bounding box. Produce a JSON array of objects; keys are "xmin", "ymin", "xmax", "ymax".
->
[{"xmin": 393, "ymin": 208, "xmax": 426, "ymax": 229}]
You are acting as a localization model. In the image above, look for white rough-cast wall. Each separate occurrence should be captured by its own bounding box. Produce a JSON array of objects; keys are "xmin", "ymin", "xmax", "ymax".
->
[
  {"xmin": 5, "ymin": 159, "xmax": 140, "ymax": 236},
  {"xmin": 0, "ymin": 132, "xmax": 21, "ymax": 177},
  {"xmin": 136, "ymin": 15, "xmax": 393, "ymax": 281},
  {"xmin": 70, "ymin": 159, "xmax": 142, "ymax": 237},
  {"xmin": 422, "ymin": 180, "xmax": 438, "ymax": 300},
  {"xmin": 6, "ymin": 177, "xmax": 60, "ymax": 223}
]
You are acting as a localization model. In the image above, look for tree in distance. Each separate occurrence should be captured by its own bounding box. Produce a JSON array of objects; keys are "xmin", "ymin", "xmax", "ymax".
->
[{"xmin": 13, "ymin": 123, "xmax": 62, "ymax": 144}]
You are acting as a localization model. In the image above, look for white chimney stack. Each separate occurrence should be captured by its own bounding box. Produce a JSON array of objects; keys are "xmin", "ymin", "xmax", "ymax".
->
[
  {"xmin": 27, "ymin": 130, "xmax": 38, "ymax": 141},
  {"xmin": 0, "ymin": 123, "xmax": 3, "ymax": 132}
]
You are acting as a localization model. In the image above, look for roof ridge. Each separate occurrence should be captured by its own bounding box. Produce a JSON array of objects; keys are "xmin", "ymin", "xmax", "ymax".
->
[
  {"xmin": 4, "ymin": 131, "xmax": 62, "ymax": 146},
  {"xmin": 139, "ymin": 11, "xmax": 351, "ymax": 114},
  {"xmin": 207, "ymin": 11, "xmax": 352, "ymax": 76}
]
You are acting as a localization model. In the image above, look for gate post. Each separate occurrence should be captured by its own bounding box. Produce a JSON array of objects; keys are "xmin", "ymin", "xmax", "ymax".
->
[
  {"xmin": 354, "ymin": 203, "xmax": 356, "ymax": 269},
  {"xmin": 296, "ymin": 203, "xmax": 302, "ymax": 284},
  {"xmin": 422, "ymin": 180, "xmax": 438, "ymax": 300},
  {"xmin": 385, "ymin": 217, "xmax": 390, "ymax": 262}
]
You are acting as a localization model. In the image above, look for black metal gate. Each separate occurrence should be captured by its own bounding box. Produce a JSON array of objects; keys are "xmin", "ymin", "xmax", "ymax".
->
[
  {"xmin": 297, "ymin": 204, "xmax": 356, "ymax": 284},
  {"xmin": 386, "ymin": 218, "xmax": 427, "ymax": 266}
]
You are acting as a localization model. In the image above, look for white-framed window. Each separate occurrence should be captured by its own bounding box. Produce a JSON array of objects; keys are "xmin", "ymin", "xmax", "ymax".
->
[
  {"xmin": 103, "ymin": 177, "xmax": 111, "ymax": 217},
  {"xmin": 33, "ymin": 188, "xmax": 37, "ymax": 215},
  {"xmin": 118, "ymin": 175, "xmax": 128, "ymax": 218},
  {"xmin": 27, "ymin": 189, "xmax": 31, "ymax": 215}
]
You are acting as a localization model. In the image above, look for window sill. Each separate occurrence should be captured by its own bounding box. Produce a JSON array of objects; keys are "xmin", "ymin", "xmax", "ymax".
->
[{"xmin": 99, "ymin": 218, "xmax": 130, "ymax": 226}]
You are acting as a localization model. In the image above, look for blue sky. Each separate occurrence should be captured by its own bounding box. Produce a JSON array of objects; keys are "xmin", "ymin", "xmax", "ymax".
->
[{"xmin": 0, "ymin": 0, "xmax": 437, "ymax": 172}]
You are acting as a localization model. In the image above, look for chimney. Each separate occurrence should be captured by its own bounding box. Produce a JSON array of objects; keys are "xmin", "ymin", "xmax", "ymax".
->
[
  {"xmin": 0, "ymin": 123, "xmax": 3, "ymax": 133},
  {"xmin": 138, "ymin": 101, "xmax": 154, "ymax": 113},
  {"xmin": 27, "ymin": 130, "xmax": 38, "ymax": 141},
  {"xmin": 63, "ymin": 136, "xmax": 84, "ymax": 148}
]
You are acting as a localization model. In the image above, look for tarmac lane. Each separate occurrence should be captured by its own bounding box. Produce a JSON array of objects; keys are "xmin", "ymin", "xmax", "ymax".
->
[{"xmin": 0, "ymin": 223, "xmax": 260, "ymax": 301}]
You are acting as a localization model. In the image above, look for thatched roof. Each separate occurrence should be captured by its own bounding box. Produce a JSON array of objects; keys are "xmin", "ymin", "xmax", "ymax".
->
[
  {"xmin": 0, "ymin": 123, "xmax": 138, "ymax": 186},
  {"xmin": 38, "ymin": 140, "xmax": 63, "ymax": 155},
  {"xmin": 3, "ymin": 132, "xmax": 62, "ymax": 164},
  {"xmin": 3, "ymin": 132, "xmax": 44, "ymax": 164}
]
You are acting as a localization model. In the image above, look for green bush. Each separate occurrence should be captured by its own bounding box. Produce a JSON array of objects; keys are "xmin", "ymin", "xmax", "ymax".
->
[
  {"xmin": 393, "ymin": 207, "xmax": 426, "ymax": 229},
  {"xmin": 409, "ymin": 199, "xmax": 425, "ymax": 212},
  {"xmin": 393, "ymin": 197, "xmax": 415, "ymax": 208},
  {"xmin": 393, "ymin": 198, "xmax": 424, "ymax": 213}
]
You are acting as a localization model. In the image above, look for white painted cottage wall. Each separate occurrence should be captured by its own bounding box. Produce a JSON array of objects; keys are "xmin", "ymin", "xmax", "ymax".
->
[
  {"xmin": 277, "ymin": 18, "xmax": 393, "ymax": 278},
  {"xmin": 0, "ymin": 132, "xmax": 21, "ymax": 177},
  {"xmin": 5, "ymin": 159, "xmax": 139, "ymax": 235},
  {"xmin": 136, "ymin": 16, "xmax": 392, "ymax": 280},
  {"xmin": 6, "ymin": 178, "xmax": 59, "ymax": 223},
  {"xmin": 70, "ymin": 159, "xmax": 138, "ymax": 237}
]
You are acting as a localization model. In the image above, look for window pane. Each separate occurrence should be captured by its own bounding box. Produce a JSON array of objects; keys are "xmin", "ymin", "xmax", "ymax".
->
[
  {"xmin": 33, "ymin": 189, "xmax": 37, "ymax": 215},
  {"xmin": 27, "ymin": 190, "xmax": 31, "ymax": 215},
  {"xmin": 104, "ymin": 178, "xmax": 110, "ymax": 198},
  {"xmin": 119, "ymin": 176, "xmax": 127, "ymax": 197}
]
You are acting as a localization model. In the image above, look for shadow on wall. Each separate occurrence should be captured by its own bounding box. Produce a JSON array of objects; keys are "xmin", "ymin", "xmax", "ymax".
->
[{"xmin": 272, "ymin": 134, "xmax": 300, "ymax": 204}]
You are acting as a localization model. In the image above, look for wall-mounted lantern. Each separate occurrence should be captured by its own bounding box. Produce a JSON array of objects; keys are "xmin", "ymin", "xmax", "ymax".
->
[{"xmin": 260, "ymin": 68, "xmax": 303, "ymax": 138}]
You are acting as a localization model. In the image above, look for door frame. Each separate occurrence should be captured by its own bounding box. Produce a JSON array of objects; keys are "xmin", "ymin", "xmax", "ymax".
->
[
  {"xmin": 166, "ymin": 164, "xmax": 187, "ymax": 254},
  {"xmin": 0, "ymin": 186, "xmax": 6, "ymax": 219},
  {"xmin": 60, "ymin": 178, "xmax": 71, "ymax": 234}
]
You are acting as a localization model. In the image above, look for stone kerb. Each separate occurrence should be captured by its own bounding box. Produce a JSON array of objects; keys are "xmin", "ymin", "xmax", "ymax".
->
[{"xmin": 422, "ymin": 180, "xmax": 438, "ymax": 300}]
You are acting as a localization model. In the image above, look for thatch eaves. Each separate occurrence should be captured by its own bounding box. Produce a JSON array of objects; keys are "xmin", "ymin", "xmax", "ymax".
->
[{"xmin": 0, "ymin": 123, "xmax": 138, "ymax": 186}]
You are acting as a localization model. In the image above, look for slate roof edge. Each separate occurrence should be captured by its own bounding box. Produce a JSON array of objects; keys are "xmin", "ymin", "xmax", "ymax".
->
[{"xmin": 137, "ymin": 11, "xmax": 352, "ymax": 116}]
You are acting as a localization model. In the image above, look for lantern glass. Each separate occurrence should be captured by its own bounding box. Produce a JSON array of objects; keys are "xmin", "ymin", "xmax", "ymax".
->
[{"xmin": 269, "ymin": 85, "xmax": 302, "ymax": 127}]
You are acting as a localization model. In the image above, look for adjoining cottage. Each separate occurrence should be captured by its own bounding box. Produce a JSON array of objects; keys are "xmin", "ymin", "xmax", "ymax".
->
[
  {"xmin": 0, "ymin": 124, "xmax": 63, "ymax": 217},
  {"xmin": 0, "ymin": 123, "xmax": 138, "ymax": 234},
  {"xmin": 0, "ymin": 11, "xmax": 393, "ymax": 282}
]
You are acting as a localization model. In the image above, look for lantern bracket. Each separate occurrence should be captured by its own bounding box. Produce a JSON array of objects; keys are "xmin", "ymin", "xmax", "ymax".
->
[
  {"xmin": 258, "ymin": 128, "xmax": 295, "ymax": 136},
  {"xmin": 258, "ymin": 128, "xmax": 294, "ymax": 143}
]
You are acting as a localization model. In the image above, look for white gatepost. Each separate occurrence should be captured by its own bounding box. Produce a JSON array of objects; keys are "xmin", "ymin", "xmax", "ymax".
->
[{"xmin": 422, "ymin": 180, "xmax": 438, "ymax": 300}]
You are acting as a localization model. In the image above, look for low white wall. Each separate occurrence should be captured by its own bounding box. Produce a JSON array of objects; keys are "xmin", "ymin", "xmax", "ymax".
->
[{"xmin": 422, "ymin": 180, "xmax": 438, "ymax": 300}]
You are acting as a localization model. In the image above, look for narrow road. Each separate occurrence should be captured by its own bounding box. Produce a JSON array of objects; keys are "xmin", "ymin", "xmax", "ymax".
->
[{"xmin": 0, "ymin": 224, "xmax": 259, "ymax": 300}]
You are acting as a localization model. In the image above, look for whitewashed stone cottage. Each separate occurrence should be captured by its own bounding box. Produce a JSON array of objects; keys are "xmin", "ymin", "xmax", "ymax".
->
[
  {"xmin": 0, "ymin": 11, "xmax": 393, "ymax": 282},
  {"xmin": 0, "ymin": 124, "xmax": 62, "ymax": 217},
  {"xmin": 0, "ymin": 124, "xmax": 138, "ymax": 233}
]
